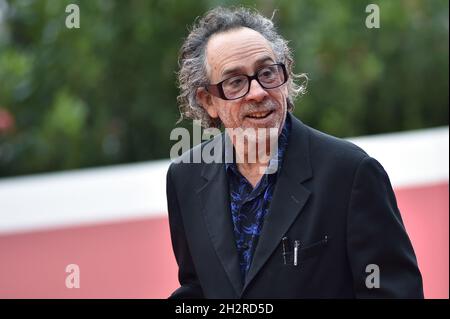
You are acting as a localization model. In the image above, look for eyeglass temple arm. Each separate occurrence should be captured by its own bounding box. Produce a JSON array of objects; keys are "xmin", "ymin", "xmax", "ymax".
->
[{"xmin": 205, "ymin": 84, "xmax": 223, "ymax": 99}]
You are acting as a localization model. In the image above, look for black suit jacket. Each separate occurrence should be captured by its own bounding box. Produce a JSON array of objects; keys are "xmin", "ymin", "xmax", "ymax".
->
[{"xmin": 166, "ymin": 114, "xmax": 423, "ymax": 298}]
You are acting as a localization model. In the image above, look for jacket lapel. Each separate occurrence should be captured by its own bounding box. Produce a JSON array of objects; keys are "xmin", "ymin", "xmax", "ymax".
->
[
  {"xmin": 242, "ymin": 115, "xmax": 313, "ymax": 294},
  {"xmin": 197, "ymin": 136, "xmax": 243, "ymax": 297}
]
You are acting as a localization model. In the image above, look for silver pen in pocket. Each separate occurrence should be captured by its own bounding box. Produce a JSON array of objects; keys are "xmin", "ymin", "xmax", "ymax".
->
[
  {"xmin": 282, "ymin": 237, "xmax": 289, "ymax": 265},
  {"xmin": 294, "ymin": 240, "xmax": 300, "ymax": 266}
]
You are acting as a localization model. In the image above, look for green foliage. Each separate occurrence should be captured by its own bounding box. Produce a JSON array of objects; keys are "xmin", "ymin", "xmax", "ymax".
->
[{"xmin": 0, "ymin": 0, "xmax": 448, "ymax": 177}]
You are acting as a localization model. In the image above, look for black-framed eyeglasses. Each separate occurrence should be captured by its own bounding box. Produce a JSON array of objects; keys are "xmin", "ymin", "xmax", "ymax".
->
[{"xmin": 205, "ymin": 63, "xmax": 288, "ymax": 100}]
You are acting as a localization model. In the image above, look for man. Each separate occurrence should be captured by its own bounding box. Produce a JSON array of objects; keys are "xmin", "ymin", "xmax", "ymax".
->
[{"xmin": 167, "ymin": 7, "xmax": 423, "ymax": 298}]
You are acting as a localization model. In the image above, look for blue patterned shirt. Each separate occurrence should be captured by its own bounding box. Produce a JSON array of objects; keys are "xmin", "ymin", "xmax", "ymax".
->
[{"xmin": 225, "ymin": 117, "xmax": 291, "ymax": 283}]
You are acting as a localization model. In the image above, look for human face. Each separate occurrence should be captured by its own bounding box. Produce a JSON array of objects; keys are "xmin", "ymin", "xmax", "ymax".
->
[{"xmin": 197, "ymin": 27, "xmax": 288, "ymax": 133}]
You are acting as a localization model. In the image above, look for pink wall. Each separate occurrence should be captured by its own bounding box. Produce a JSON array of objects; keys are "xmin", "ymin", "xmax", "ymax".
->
[
  {"xmin": 0, "ymin": 218, "xmax": 179, "ymax": 298},
  {"xmin": 395, "ymin": 182, "xmax": 449, "ymax": 299},
  {"xmin": 0, "ymin": 182, "xmax": 448, "ymax": 298}
]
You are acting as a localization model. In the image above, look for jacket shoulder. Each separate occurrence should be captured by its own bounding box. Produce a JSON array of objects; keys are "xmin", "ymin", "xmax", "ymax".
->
[
  {"xmin": 305, "ymin": 125, "xmax": 369, "ymax": 164},
  {"xmin": 168, "ymin": 132, "xmax": 224, "ymax": 180}
]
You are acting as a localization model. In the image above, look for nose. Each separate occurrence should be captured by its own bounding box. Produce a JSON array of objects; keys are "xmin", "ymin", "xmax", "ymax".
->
[{"xmin": 244, "ymin": 78, "xmax": 268, "ymax": 103}]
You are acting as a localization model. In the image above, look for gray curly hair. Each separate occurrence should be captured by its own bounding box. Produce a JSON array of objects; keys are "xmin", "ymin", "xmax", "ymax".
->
[{"xmin": 177, "ymin": 6, "xmax": 308, "ymax": 128}]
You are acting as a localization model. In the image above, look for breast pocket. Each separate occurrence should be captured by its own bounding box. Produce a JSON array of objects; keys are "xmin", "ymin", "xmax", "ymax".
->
[{"xmin": 297, "ymin": 235, "xmax": 330, "ymax": 261}]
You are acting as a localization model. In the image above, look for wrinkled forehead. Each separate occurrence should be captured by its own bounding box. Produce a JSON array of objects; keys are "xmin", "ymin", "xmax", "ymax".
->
[{"xmin": 205, "ymin": 27, "xmax": 277, "ymax": 83}]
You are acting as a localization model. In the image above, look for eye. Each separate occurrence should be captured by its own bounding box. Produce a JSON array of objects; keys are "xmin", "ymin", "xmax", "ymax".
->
[
  {"xmin": 229, "ymin": 78, "xmax": 243, "ymax": 87},
  {"xmin": 259, "ymin": 67, "xmax": 276, "ymax": 80},
  {"xmin": 224, "ymin": 76, "xmax": 247, "ymax": 90}
]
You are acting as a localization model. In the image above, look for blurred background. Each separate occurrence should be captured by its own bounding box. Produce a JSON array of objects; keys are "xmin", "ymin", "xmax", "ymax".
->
[{"xmin": 0, "ymin": 0, "xmax": 448, "ymax": 298}]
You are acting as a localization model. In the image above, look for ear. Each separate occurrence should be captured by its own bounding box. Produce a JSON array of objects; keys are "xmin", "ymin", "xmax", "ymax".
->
[{"xmin": 196, "ymin": 87, "xmax": 219, "ymax": 119}]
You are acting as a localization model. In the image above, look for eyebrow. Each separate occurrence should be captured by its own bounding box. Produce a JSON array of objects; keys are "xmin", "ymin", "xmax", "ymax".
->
[{"xmin": 221, "ymin": 56, "xmax": 275, "ymax": 79}]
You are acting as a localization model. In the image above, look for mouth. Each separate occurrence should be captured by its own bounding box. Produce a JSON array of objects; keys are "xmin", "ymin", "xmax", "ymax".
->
[{"xmin": 245, "ymin": 110, "xmax": 274, "ymax": 120}]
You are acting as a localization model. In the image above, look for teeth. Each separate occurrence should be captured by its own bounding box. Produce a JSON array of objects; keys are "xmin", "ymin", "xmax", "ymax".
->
[{"xmin": 248, "ymin": 111, "xmax": 271, "ymax": 118}]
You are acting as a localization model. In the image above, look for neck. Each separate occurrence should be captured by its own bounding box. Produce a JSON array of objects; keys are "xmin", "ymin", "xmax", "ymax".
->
[
  {"xmin": 233, "ymin": 135, "xmax": 278, "ymax": 186},
  {"xmin": 225, "ymin": 125, "xmax": 282, "ymax": 186}
]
